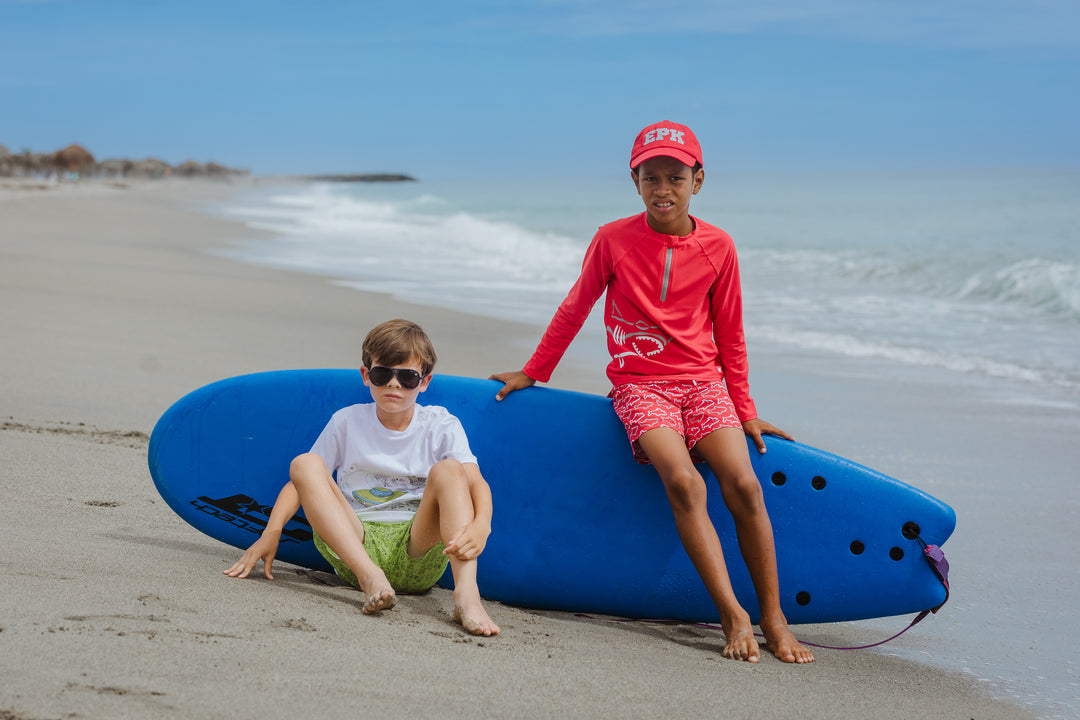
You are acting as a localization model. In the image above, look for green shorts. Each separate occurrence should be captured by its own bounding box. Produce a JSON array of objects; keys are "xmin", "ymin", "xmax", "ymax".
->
[{"xmin": 312, "ymin": 517, "xmax": 448, "ymax": 594}]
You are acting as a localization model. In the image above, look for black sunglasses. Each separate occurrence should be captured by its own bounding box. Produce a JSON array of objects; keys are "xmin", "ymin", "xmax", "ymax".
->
[{"xmin": 367, "ymin": 365, "xmax": 425, "ymax": 390}]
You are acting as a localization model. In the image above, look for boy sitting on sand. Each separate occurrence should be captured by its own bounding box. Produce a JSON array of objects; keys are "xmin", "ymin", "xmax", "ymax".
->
[
  {"xmin": 226, "ymin": 319, "xmax": 499, "ymax": 636},
  {"xmin": 492, "ymin": 121, "xmax": 811, "ymax": 662}
]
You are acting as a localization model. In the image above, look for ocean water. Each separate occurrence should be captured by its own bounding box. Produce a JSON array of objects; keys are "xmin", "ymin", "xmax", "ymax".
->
[
  {"xmin": 209, "ymin": 169, "xmax": 1079, "ymax": 718},
  {"xmin": 214, "ymin": 171, "xmax": 1080, "ymax": 404}
]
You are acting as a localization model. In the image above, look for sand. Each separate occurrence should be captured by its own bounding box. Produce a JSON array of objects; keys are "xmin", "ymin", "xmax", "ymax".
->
[{"xmin": 0, "ymin": 178, "xmax": 1038, "ymax": 719}]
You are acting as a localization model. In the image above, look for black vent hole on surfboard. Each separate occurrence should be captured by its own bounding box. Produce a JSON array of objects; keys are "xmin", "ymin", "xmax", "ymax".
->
[
  {"xmin": 889, "ymin": 547, "xmax": 905, "ymax": 561},
  {"xmin": 795, "ymin": 591, "xmax": 811, "ymax": 606},
  {"xmin": 770, "ymin": 471, "xmax": 786, "ymax": 486},
  {"xmin": 850, "ymin": 540, "xmax": 865, "ymax": 555},
  {"xmin": 811, "ymin": 475, "xmax": 826, "ymax": 490}
]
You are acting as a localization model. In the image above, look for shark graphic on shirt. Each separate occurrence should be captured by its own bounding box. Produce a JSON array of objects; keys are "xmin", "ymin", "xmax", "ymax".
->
[{"xmin": 607, "ymin": 300, "xmax": 672, "ymax": 367}]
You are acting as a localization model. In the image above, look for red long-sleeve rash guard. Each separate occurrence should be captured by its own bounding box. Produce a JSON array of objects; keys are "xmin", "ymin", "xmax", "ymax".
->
[{"xmin": 523, "ymin": 213, "xmax": 759, "ymax": 423}]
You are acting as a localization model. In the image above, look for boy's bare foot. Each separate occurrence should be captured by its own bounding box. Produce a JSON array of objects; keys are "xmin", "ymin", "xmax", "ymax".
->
[
  {"xmin": 721, "ymin": 610, "xmax": 760, "ymax": 663},
  {"xmin": 357, "ymin": 568, "xmax": 397, "ymax": 614},
  {"xmin": 362, "ymin": 588, "xmax": 397, "ymax": 614},
  {"xmin": 761, "ymin": 615, "xmax": 815, "ymax": 663},
  {"xmin": 452, "ymin": 591, "xmax": 500, "ymax": 636}
]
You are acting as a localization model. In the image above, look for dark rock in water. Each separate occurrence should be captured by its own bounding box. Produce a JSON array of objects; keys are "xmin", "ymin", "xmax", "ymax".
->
[{"xmin": 300, "ymin": 174, "xmax": 417, "ymax": 183}]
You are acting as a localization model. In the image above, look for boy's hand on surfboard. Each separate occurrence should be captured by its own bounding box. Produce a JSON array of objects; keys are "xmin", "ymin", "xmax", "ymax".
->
[
  {"xmin": 223, "ymin": 531, "xmax": 281, "ymax": 580},
  {"xmin": 742, "ymin": 418, "xmax": 794, "ymax": 454},
  {"xmin": 444, "ymin": 519, "xmax": 491, "ymax": 560},
  {"xmin": 489, "ymin": 370, "xmax": 535, "ymax": 401}
]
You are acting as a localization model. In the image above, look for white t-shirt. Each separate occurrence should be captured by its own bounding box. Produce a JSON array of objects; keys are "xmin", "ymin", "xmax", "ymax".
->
[{"xmin": 309, "ymin": 403, "xmax": 478, "ymax": 523}]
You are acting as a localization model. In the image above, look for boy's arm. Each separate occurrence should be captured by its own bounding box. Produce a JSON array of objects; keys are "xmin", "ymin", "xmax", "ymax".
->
[
  {"xmin": 491, "ymin": 229, "xmax": 611, "ymax": 400},
  {"xmin": 223, "ymin": 481, "xmax": 301, "ymax": 580},
  {"xmin": 443, "ymin": 463, "xmax": 493, "ymax": 561}
]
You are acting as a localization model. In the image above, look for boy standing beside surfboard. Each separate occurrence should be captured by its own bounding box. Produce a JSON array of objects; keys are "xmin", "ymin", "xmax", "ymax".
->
[
  {"xmin": 226, "ymin": 319, "xmax": 499, "ymax": 637},
  {"xmin": 491, "ymin": 122, "xmax": 812, "ymax": 662}
]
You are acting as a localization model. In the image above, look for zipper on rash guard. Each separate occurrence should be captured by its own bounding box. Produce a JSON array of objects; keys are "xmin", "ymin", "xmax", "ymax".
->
[{"xmin": 660, "ymin": 246, "xmax": 674, "ymax": 302}]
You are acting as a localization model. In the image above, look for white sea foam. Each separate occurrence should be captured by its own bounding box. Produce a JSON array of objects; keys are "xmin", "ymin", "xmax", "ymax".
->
[
  {"xmin": 956, "ymin": 258, "xmax": 1080, "ymax": 319},
  {"xmin": 216, "ymin": 183, "xmax": 585, "ymax": 323},
  {"xmin": 751, "ymin": 325, "xmax": 1075, "ymax": 389}
]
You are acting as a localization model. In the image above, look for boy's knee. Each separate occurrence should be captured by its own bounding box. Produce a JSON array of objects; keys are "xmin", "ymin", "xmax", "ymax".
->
[
  {"xmin": 427, "ymin": 459, "xmax": 467, "ymax": 488},
  {"xmin": 662, "ymin": 467, "xmax": 708, "ymax": 510},
  {"xmin": 290, "ymin": 452, "xmax": 328, "ymax": 484},
  {"xmin": 721, "ymin": 472, "xmax": 765, "ymax": 514}
]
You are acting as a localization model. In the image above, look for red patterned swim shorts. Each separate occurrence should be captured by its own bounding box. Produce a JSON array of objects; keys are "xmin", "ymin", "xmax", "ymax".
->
[{"xmin": 610, "ymin": 380, "xmax": 742, "ymax": 465}]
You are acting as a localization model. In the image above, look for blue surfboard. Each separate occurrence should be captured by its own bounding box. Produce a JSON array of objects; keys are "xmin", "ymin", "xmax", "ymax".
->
[{"xmin": 148, "ymin": 370, "xmax": 955, "ymax": 624}]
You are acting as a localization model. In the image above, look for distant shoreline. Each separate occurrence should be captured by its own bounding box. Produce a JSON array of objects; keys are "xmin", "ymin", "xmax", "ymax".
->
[{"xmin": 0, "ymin": 142, "xmax": 416, "ymax": 184}]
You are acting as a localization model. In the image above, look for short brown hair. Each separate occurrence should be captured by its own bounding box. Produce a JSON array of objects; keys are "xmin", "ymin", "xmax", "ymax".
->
[{"xmin": 362, "ymin": 319, "xmax": 437, "ymax": 376}]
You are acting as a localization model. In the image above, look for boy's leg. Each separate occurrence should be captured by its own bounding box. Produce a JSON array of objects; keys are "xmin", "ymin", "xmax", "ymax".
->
[
  {"xmin": 289, "ymin": 453, "xmax": 396, "ymax": 613},
  {"xmin": 692, "ymin": 429, "xmax": 814, "ymax": 663},
  {"xmin": 637, "ymin": 428, "xmax": 760, "ymax": 662},
  {"xmin": 409, "ymin": 459, "xmax": 500, "ymax": 636}
]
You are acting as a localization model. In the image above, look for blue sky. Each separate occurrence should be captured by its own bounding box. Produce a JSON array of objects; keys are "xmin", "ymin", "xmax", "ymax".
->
[{"xmin": 1, "ymin": 0, "xmax": 1077, "ymax": 178}]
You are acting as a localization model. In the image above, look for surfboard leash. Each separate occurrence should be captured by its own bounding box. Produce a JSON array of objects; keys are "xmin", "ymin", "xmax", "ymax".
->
[
  {"xmin": 576, "ymin": 531, "xmax": 951, "ymax": 652},
  {"xmin": 781, "ymin": 531, "xmax": 951, "ymax": 651}
]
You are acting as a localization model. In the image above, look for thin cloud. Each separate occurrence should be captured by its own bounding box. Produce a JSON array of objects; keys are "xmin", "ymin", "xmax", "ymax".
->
[{"xmin": 522, "ymin": 0, "xmax": 1080, "ymax": 50}]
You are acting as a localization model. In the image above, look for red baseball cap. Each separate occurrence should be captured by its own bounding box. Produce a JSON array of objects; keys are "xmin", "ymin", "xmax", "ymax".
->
[{"xmin": 630, "ymin": 121, "xmax": 703, "ymax": 169}]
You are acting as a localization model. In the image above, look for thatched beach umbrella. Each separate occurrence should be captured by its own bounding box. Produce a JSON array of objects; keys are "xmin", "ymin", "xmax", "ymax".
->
[
  {"xmin": 98, "ymin": 158, "xmax": 134, "ymax": 178},
  {"xmin": 176, "ymin": 160, "xmax": 205, "ymax": 177},
  {"xmin": 52, "ymin": 144, "xmax": 96, "ymax": 175},
  {"xmin": 207, "ymin": 161, "xmax": 249, "ymax": 177},
  {"xmin": 0, "ymin": 144, "xmax": 12, "ymax": 176},
  {"xmin": 129, "ymin": 158, "xmax": 172, "ymax": 179}
]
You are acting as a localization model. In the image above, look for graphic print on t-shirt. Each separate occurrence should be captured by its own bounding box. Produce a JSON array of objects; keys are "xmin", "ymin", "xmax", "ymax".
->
[
  {"xmin": 352, "ymin": 487, "xmax": 407, "ymax": 507},
  {"xmin": 338, "ymin": 467, "xmax": 425, "ymax": 514},
  {"xmin": 607, "ymin": 300, "xmax": 672, "ymax": 367}
]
